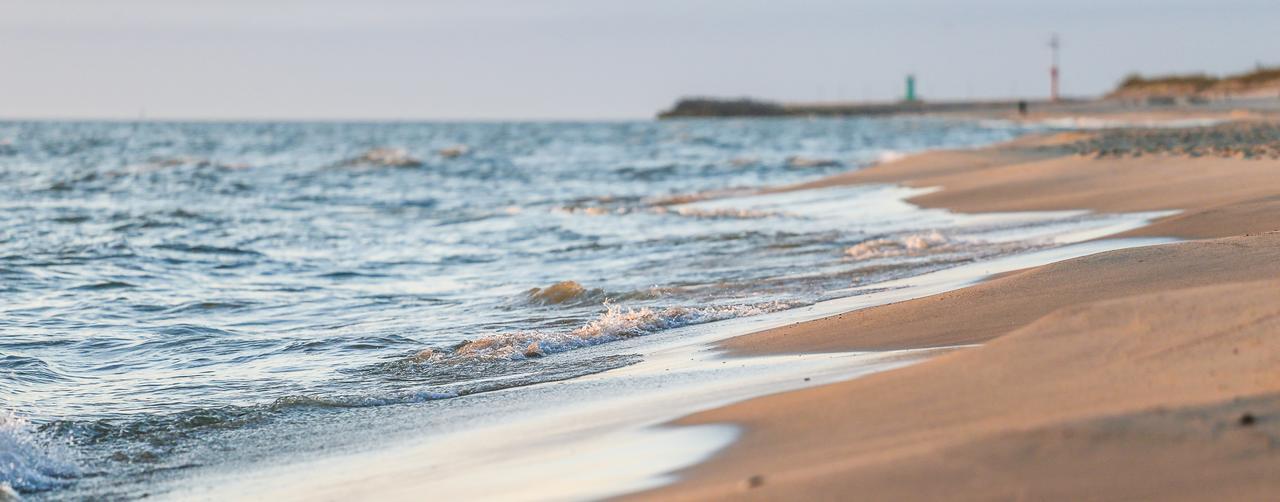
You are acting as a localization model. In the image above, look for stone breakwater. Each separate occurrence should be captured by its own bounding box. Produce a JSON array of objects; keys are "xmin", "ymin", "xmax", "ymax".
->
[
  {"xmin": 656, "ymin": 97, "xmax": 1068, "ymax": 118},
  {"xmin": 1059, "ymin": 122, "xmax": 1280, "ymax": 159}
]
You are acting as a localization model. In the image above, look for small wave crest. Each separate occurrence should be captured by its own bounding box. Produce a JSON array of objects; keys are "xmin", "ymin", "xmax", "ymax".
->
[
  {"xmin": 152, "ymin": 243, "xmax": 262, "ymax": 257},
  {"xmin": 0, "ymin": 411, "xmax": 79, "ymax": 496},
  {"xmin": 525, "ymin": 281, "xmax": 601, "ymax": 306},
  {"xmin": 416, "ymin": 301, "xmax": 800, "ymax": 362},
  {"xmin": 69, "ymin": 280, "xmax": 136, "ymax": 291},
  {"xmin": 844, "ymin": 231, "xmax": 954, "ymax": 260},
  {"xmin": 136, "ymin": 156, "xmax": 249, "ymax": 171},
  {"xmin": 39, "ymin": 352, "xmax": 646, "ymax": 463},
  {"xmin": 523, "ymin": 281, "xmax": 674, "ymax": 307},
  {"xmin": 665, "ymin": 206, "xmax": 779, "ymax": 219},
  {"xmin": 644, "ymin": 188, "xmax": 756, "ymax": 207},
  {"xmin": 437, "ymin": 144, "xmax": 470, "ymax": 158},
  {"xmin": 41, "ymin": 393, "xmax": 455, "ymax": 454},
  {"xmin": 554, "ymin": 202, "xmax": 781, "ymax": 221},
  {"xmin": 339, "ymin": 147, "xmax": 423, "ymax": 168},
  {"xmin": 875, "ymin": 150, "xmax": 908, "ymax": 164},
  {"xmin": 785, "ymin": 156, "xmax": 841, "ymax": 168},
  {"xmin": 0, "ymin": 354, "xmax": 69, "ymax": 386}
]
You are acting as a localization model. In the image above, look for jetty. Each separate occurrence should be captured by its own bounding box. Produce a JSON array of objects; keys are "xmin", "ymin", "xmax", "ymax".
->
[{"xmin": 656, "ymin": 97, "xmax": 1077, "ymax": 119}]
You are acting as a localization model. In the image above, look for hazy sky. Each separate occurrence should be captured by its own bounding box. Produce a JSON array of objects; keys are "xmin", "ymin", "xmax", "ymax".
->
[{"xmin": 2, "ymin": 0, "xmax": 1278, "ymax": 120}]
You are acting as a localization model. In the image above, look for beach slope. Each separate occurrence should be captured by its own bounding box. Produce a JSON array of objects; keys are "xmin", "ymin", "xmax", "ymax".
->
[{"xmin": 627, "ymin": 125, "xmax": 1280, "ymax": 501}]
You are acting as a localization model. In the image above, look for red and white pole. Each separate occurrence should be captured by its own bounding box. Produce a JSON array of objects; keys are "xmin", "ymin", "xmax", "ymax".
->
[{"xmin": 1049, "ymin": 34, "xmax": 1061, "ymax": 102}]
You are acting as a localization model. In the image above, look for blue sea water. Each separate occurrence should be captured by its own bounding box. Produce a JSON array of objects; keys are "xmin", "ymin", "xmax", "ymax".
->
[{"xmin": 0, "ymin": 117, "xmax": 1110, "ymax": 498}]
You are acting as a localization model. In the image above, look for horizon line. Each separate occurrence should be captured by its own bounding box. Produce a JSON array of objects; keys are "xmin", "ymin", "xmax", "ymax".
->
[{"xmin": 0, "ymin": 115, "xmax": 660, "ymax": 124}]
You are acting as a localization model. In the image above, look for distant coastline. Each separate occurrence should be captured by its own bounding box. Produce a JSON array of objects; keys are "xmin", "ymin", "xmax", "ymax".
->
[
  {"xmin": 656, "ymin": 97, "xmax": 1073, "ymax": 119},
  {"xmin": 660, "ymin": 65, "xmax": 1280, "ymax": 119}
]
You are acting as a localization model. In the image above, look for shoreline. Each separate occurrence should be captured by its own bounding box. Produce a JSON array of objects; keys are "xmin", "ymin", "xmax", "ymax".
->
[
  {"xmin": 625, "ymin": 120, "xmax": 1280, "ymax": 500},
  {"xmin": 42, "ymin": 116, "xmax": 1278, "ymax": 500},
  {"xmin": 150, "ymin": 125, "xmax": 1183, "ymax": 501},
  {"xmin": 183, "ymin": 237, "xmax": 1176, "ymax": 502}
]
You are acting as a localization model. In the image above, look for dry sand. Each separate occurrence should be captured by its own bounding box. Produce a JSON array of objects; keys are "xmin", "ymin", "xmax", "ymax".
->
[{"xmin": 626, "ymin": 126, "xmax": 1280, "ymax": 500}]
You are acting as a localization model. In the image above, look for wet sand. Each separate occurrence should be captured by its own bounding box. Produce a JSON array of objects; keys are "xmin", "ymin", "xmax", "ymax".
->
[{"xmin": 628, "ymin": 123, "xmax": 1280, "ymax": 500}]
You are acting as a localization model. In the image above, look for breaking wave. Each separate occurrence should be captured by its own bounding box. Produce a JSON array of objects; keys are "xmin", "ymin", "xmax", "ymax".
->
[
  {"xmin": 666, "ymin": 206, "xmax": 780, "ymax": 219},
  {"xmin": 338, "ymin": 147, "xmax": 424, "ymax": 168},
  {"xmin": 875, "ymin": 150, "xmax": 908, "ymax": 164},
  {"xmin": 525, "ymin": 280, "xmax": 602, "ymax": 305},
  {"xmin": 0, "ymin": 411, "xmax": 79, "ymax": 496},
  {"xmin": 416, "ymin": 301, "xmax": 802, "ymax": 362},
  {"xmin": 522, "ymin": 281, "xmax": 671, "ymax": 306},
  {"xmin": 845, "ymin": 231, "xmax": 955, "ymax": 260}
]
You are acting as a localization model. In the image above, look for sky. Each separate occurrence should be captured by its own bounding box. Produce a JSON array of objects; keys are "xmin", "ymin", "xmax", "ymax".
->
[{"xmin": 2, "ymin": 0, "xmax": 1278, "ymax": 120}]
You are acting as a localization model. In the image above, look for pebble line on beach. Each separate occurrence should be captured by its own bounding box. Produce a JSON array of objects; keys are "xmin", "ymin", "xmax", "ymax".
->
[{"xmin": 1057, "ymin": 122, "xmax": 1280, "ymax": 159}]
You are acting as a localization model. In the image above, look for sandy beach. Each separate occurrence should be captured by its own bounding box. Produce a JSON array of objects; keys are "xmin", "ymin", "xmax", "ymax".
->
[{"xmin": 627, "ymin": 120, "xmax": 1280, "ymax": 500}]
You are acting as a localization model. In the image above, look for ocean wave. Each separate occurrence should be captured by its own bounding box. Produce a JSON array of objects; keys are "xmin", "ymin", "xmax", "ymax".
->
[
  {"xmin": 0, "ymin": 354, "xmax": 70, "ymax": 385},
  {"xmin": 152, "ymin": 243, "xmax": 263, "ymax": 256},
  {"xmin": 339, "ymin": 147, "xmax": 423, "ymax": 168},
  {"xmin": 875, "ymin": 150, "xmax": 908, "ymax": 164},
  {"xmin": 785, "ymin": 156, "xmax": 842, "ymax": 168},
  {"xmin": 42, "ymin": 396, "xmax": 409, "ymax": 451},
  {"xmin": 644, "ymin": 188, "xmax": 756, "ymax": 207},
  {"xmin": 416, "ymin": 301, "xmax": 800, "ymax": 362},
  {"xmin": 38, "ymin": 352, "xmax": 643, "ymax": 467},
  {"xmin": 555, "ymin": 204, "xmax": 780, "ymax": 220},
  {"xmin": 666, "ymin": 206, "xmax": 780, "ymax": 220},
  {"xmin": 525, "ymin": 281, "xmax": 602, "ymax": 306},
  {"xmin": 38, "ymin": 393, "xmax": 443, "ymax": 459},
  {"xmin": 161, "ymin": 301, "xmax": 254, "ymax": 314},
  {"xmin": 844, "ymin": 231, "xmax": 955, "ymax": 260},
  {"xmin": 0, "ymin": 411, "xmax": 79, "ymax": 495},
  {"xmin": 554, "ymin": 205, "xmax": 623, "ymax": 217},
  {"xmin": 69, "ymin": 280, "xmax": 137, "ymax": 291},
  {"xmin": 134, "ymin": 156, "xmax": 249, "ymax": 172},
  {"xmin": 524, "ymin": 281, "xmax": 676, "ymax": 306},
  {"xmin": 438, "ymin": 144, "xmax": 470, "ymax": 159}
]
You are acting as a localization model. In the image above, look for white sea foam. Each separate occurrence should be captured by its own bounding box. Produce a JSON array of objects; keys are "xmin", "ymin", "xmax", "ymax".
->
[
  {"xmin": 670, "ymin": 206, "xmax": 779, "ymax": 219},
  {"xmin": 342, "ymin": 147, "xmax": 423, "ymax": 167},
  {"xmin": 425, "ymin": 302, "xmax": 800, "ymax": 362},
  {"xmin": 844, "ymin": 231, "xmax": 954, "ymax": 260},
  {"xmin": 875, "ymin": 150, "xmax": 908, "ymax": 164},
  {"xmin": 0, "ymin": 411, "xmax": 79, "ymax": 496}
]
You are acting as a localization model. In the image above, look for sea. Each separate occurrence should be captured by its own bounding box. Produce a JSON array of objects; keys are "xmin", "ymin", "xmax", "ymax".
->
[{"xmin": 0, "ymin": 118, "xmax": 1165, "ymax": 499}]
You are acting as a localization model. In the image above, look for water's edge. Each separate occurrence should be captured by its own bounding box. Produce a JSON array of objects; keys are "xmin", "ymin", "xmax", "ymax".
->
[{"xmin": 169, "ymin": 223, "xmax": 1176, "ymax": 501}]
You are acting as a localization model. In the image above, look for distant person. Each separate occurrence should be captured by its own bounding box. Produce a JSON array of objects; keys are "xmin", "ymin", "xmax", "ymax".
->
[{"xmin": 1017, "ymin": 100, "xmax": 1029, "ymax": 116}]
